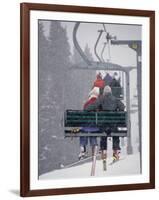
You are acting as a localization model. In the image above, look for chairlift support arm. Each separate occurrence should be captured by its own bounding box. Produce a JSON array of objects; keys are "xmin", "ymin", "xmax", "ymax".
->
[
  {"xmin": 101, "ymin": 42, "xmax": 107, "ymax": 62},
  {"xmin": 94, "ymin": 30, "xmax": 104, "ymax": 62},
  {"xmin": 73, "ymin": 22, "xmax": 92, "ymax": 66},
  {"xmin": 72, "ymin": 30, "xmax": 137, "ymax": 72},
  {"xmin": 111, "ymin": 40, "xmax": 141, "ymax": 54}
]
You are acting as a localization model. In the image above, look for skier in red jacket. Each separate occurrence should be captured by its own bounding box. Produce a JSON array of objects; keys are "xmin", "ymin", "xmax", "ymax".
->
[
  {"xmin": 78, "ymin": 87, "xmax": 100, "ymax": 160},
  {"xmin": 93, "ymin": 73, "xmax": 105, "ymax": 95}
]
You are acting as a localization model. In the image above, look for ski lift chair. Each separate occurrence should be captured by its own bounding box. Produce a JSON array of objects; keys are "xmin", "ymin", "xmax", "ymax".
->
[{"xmin": 64, "ymin": 110, "xmax": 127, "ymax": 138}]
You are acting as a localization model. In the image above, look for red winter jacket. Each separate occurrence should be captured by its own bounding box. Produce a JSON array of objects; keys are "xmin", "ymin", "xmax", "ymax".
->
[
  {"xmin": 83, "ymin": 97, "xmax": 97, "ymax": 110},
  {"xmin": 93, "ymin": 79, "xmax": 105, "ymax": 88}
]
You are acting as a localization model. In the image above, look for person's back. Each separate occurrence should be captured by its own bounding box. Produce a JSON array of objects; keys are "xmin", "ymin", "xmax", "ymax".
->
[
  {"xmin": 99, "ymin": 93, "xmax": 119, "ymax": 111},
  {"xmin": 93, "ymin": 73, "xmax": 105, "ymax": 95},
  {"xmin": 85, "ymin": 87, "xmax": 124, "ymax": 111},
  {"xmin": 103, "ymin": 73, "xmax": 112, "ymax": 86},
  {"xmin": 110, "ymin": 78, "xmax": 121, "ymax": 87},
  {"xmin": 110, "ymin": 72, "xmax": 121, "ymax": 88}
]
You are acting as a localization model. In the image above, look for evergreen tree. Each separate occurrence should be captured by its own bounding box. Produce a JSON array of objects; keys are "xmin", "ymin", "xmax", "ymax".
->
[
  {"xmin": 38, "ymin": 21, "xmax": 73, "ymax": 175},
  {"xmin": 84, "ymin": 43, "xmax": 94, "ymax": 61},
  {"xmin": 38, "ymin": 21, "xmax": 51, "ymax": 168},
  {"xmin": 72, "ymin": 46, "xmax": 84, "ymax": 65},
  {"xmin": 38, "ymin": 21, "xmax": 49, "ymax": 85}
]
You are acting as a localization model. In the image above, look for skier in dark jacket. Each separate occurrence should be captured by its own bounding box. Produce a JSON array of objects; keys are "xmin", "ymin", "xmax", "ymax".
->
[
  {"xmin": 85, "ymin": 85, "xmax": 125, "ymax": 162},
  {"xmin": 109, "ymin": 72, "xmax": 123, "ymax": 99},
  {"xmin": 110, "ymin": 72, "xmax": 121, "ymax": 87},
  {"xmin": 103, "ymin": 72, "xmax": 112, "ymax": 86}
]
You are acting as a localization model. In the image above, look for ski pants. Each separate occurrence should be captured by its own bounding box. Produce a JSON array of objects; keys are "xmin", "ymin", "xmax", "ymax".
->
[
  {"xmin": 80, "ymin": 136, "xmax": 98, "ymax": 147},
  {"xmin": 100, "ymin": 136, "xmax": 120, "ymax": 150}
]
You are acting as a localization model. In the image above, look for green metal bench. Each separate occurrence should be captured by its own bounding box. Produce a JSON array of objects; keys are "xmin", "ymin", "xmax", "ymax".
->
[{"xmin": 64, "ymin": 110, "xmax": 127, "ymax": 137}]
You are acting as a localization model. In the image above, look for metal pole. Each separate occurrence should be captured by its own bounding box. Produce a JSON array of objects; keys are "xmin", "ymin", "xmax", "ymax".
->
[
  {"xmin": 110, "ymin": 40, "xmax": 142, "ymax": 157},
  {"xmin": 126, "ymin": 71, "xmax": 133, "ymax": 154},
  {"xmin": 136, "ymin": 48, "xmax": 142, "ymax": 173}
]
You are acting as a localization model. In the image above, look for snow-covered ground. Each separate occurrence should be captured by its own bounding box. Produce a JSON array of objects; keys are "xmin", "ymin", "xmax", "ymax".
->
[{"xmin": 40, "ymin": 153, "xmax": 140, "ymax": 180}]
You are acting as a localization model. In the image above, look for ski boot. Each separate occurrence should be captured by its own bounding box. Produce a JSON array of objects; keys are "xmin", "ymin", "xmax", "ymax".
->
[
  {"xmin": 112, "ymin": 150, "xmax": 120, "ymax": 163},
  {"xmin": 78, "ymin": 146, "xmax": 87, "ymax": 160}
]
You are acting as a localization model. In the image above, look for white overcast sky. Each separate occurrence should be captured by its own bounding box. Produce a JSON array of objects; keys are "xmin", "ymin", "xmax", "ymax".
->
[
  {"xmin": 41, "ymin": 20, "xmax": 141, "ymax": 99},
  {"xmin": 42, "ymin": 20, "xmax": 141, "ymax": 67}
]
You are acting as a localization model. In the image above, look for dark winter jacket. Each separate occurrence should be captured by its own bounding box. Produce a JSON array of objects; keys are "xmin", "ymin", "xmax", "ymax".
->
[
  {"xmin": 85, "ymin": 93, "xmax": 125, "ymax": 111},
  {"xmin": 103, "ymin": 73, "xmax": 112, "ymax": 86},
  {"xmin": 110, "ymin": 78, "xmax": 121, "ymax": 87}
]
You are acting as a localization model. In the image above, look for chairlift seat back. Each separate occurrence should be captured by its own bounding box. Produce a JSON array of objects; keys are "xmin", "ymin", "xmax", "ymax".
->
[{"xmin": 64, "ymin": 110, "xmax": 127, "ymax": 137}]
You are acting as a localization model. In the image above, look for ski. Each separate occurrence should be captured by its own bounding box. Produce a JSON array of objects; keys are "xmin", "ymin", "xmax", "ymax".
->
[
  {"xmin": 64, "ymin": 153, "xmax": 100, "ymax": 169},
  {"xmin": 91, "ymin": 146, "xmax": 98, "ymax": 176},
  {"xmin": 103, "ymin": 159, "xmax": 107, "ymax": 171},
  {"xmin": 109, "ymin": 157, "xmax": 125, "ymax": 166}
]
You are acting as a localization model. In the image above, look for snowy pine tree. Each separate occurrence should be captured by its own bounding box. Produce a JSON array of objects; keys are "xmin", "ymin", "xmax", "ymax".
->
[
  {"xmin": 84, "ymin": 43, "xmax": 94, "ymax": 62},
  {"xmin": 38, "ymin": 21, "xmax": 85, "ymax": 175},
  {"xmin": 38, "ymin": 21, "xmax": 72, "ymax": 175}
]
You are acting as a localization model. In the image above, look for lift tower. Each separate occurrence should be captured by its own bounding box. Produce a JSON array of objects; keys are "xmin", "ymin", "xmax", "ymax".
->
[{"xmin": 111, "ymin": 40, "xmax": 142, "ymax": 157}]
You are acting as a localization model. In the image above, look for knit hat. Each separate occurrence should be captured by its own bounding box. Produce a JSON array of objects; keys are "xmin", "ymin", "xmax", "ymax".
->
[
  {"xmin": 113, "ymin": 72, "xmax": 119, "ymax": 80},
  {"xmin": 88, "ymin": 87, "xmax": 100, "ymax": 99},
  {"xmin": 96, "ymin": 73, "xmax": 102, "ymax": 79},
  {"xmin": 103, "ymin": 86, "xmax": 112, "ymax": 94}
]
